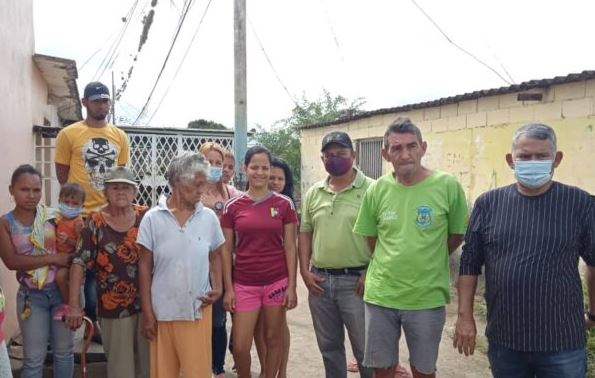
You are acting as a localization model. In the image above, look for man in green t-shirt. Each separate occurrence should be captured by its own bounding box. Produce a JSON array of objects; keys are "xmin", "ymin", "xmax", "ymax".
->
[{"xmin": 353, "ymin": 118, "xmax": 468, "ymax": 378}]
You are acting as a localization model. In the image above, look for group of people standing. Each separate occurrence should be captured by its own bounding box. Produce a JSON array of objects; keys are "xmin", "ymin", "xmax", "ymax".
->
[
  {"xmin": 0, "ymin": 81, "xmax": 301, "ymax": 378},
  {"xmin": 0, "ymin": 79, "xmax": 593, "ymax": 378},
  {"xmin": 299, "ymin": 119, "xmax": 594, "ymax": 378}
]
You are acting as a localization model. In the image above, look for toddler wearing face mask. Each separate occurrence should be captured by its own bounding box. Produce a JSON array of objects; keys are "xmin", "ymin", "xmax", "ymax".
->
[{"xmin": 53, "ymin": 183, "xmax": 86, "ymax": 320}]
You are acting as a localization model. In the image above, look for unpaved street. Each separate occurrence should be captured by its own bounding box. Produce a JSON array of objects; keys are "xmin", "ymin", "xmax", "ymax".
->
[{"xmin": 223, "ymin": 280, "xmax": 490, "ymax": 377}]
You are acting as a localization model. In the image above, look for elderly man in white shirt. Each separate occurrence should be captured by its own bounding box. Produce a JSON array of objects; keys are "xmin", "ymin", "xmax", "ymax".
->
[{"xmin": 138, "ymin": 151, "xmax": 225, "ymax": 378}]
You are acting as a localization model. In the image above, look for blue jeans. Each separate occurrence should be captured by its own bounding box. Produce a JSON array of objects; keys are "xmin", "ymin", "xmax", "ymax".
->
[
  {"xmin": 212, "ymin": 298, "xmax": 227, "ymax": 374},
  {"xmin": 488, "ymin": 342, "xmax": 586, "ymax": 378},
  {"xmin": 17, "ymin": 285, "xmax": 74, "ymax": 378},
  {"xmin": 84, "ymin": 269, "xmax": 97, "ymax": 322},
  {"xmin": 308, "ymin": 268, "xmax": 372, "ymax": 378}
]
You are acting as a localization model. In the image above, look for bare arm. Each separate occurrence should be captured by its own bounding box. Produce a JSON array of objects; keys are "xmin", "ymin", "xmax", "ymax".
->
[
  {"xmin": 209, "ymin": 247, "xmax": 223, "ymax": 292},
  {"xmin": 298, "ymin": 231, "xmax": 313, "ymax": 276},
  {"xmin": 298, "ymin": 231, "xmax": 325, "ymax": 295},
  {"xmin": 0, "ymin": 219, "xmax": 67, "ymax": 270},
  {"xmin": 68, "ymin": 264, "xmax": 84, "ymax": 310},
  {"xmin": 55, "ymin": 163, "xmax": 70, "ymax": 185},
  {"xmin": 65, "ymin": 263, "xmax": 85, "ymax": 329},
  {"xmin": 221, "ymin": 228, "xmax": 237, "ymax": 312},
  {"xmin": 138, "ymin": 246, "xmax": 154, "ymax": 315},
  {"xmin": 139, "ymin": 246, "xmax": 157, "ymax": 340},
  {"xmin": 366, "ymin": 236, "xmax": 376, "ymax": 252},
  {"xmin": 453, "ymin": 274, "xmax": 479, "ymax": 356},
  {"xmin": 221, "ymin": 228, "xmax": 235, "ymax": 292},
  {"xmin": 201, "ymin": 246, "xmax": 223, "ymax": 306},
  {"xmin": 283, "ymin": 224, "xmax": 298, "ymax": 309},
  {"xmin": 448, "ymin": 234, "xmax": 465, "ymax": 255}
]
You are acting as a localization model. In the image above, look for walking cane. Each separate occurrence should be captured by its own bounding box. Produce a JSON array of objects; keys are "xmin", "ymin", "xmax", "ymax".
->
[{"xmin": 80, "ymin": 316, "xmax": 94, "ymax": 378}]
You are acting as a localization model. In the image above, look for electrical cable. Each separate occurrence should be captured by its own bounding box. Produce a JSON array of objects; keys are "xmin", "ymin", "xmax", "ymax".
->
[
  {"xmin": 410, "ymin": 0, "xmax": 511, "ymax": 85},
  {"xmin": 145, "ymin": 0, "xmax": 214, "ymax": 125},
  {"xmin": 94, "ymin": 0, "xmax": 140, "ymax": 81},
  {"xmin": 132, "ymin": 0, "xmax": 194, "ymax": 125},
  {"xmin": 248, "ymin": 18, "xmax": 299, "ymax": 108}
]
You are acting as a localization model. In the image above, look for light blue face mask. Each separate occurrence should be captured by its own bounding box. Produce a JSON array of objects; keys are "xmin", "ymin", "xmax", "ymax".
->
[
  {"xmin": 514, "ymin": 160, "xmax": 553, "ymax": 189},
  {"xmin": 207, "ymin": 167, "xmax": 223, "ymax": 184},
  {"xmin": 58, "ymin": 202, "xmax": 83, "ymax": 219}
]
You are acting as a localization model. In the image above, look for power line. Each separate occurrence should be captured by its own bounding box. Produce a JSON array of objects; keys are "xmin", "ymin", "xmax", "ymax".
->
[
  {"xmin": 92, "ymin": 0, "xmax": 140, "ymax": 81},
  {"xmin": 133, "ymin": 0, "xmax": 194, "ymax": 125},
  {"xmin": 248, "ymin": 18, "xmax": 299, "ymax": 108},
  {"xmin": 319, "ymin": 0, "xmax": 344, "ymax": 62},
  {"xmin": 409, "ymin": 0, "xmax": 511, "ymax": 85},
  {"xmin": 145, "ymin": 0, "xmax": 214, "ymax": 125}
]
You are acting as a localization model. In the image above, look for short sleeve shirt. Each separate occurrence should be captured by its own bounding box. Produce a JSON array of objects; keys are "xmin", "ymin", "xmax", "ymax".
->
[
  {"xmin": 300, "ymin": 168, "xmax": 374, "ymax": 268},
  {"xmin": 353, "ymin": 170, "xmax": 468, "ymax": 310},
  {"xmin": 55, "ymin": 215, "xmax": 83, "ymax": 254},
  {"xmin": 137, "ymin": 196, "xmax": 225, "ymax": 321},
  {"xmin": 459, "ymin": 183, "xmax": 595, "ymax": 352},
  {"xmin": 73, "ymin": 205, "xmax": 147, "ymax": 319},
  {"xmin": 221, "ymin": 192, "xmax": 298, "ymax": 286},
  {"xmin": 55, "ymin": 121, "xmax": 130, "ymax": 215}
]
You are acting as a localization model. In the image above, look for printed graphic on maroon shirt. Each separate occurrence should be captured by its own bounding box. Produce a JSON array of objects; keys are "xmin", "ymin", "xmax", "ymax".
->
[{"xmin": 221, "ymin": 192, "xmax": 298, "ymax": 286}]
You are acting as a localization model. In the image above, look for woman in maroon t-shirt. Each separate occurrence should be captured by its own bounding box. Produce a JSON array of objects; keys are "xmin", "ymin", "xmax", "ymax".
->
[{"xmin": 221, "ymin": 146, "xmax": 298, "ymax": 378}]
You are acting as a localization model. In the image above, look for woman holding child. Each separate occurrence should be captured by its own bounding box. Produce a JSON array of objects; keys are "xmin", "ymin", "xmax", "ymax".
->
[{"xmin": 0, "ymin": 164, "xmax": 74, "ymax": 377}]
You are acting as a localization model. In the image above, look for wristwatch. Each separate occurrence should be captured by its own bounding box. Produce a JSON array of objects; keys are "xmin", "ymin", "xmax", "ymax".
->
[
  {"xmin": 587, "ymin": 312, "xmax": 595, "ymax": 322},
  {"xmin": 214, "ymin": 201, "xmax": 224, "ymax": 212}
]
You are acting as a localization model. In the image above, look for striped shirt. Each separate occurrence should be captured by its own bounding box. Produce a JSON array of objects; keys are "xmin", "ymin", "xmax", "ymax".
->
[{"xmin": 459, "ymin": 182, "xmax": 595, "ymax": 352}]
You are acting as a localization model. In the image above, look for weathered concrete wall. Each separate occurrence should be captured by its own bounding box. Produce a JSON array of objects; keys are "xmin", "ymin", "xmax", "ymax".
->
[
  {"xmin": 301, "ymin": 79, "xmax": 595, "ymax": 202},
  {"xmin": 0, "ymin": 0, "xmax": 61, "ymax": 340}
]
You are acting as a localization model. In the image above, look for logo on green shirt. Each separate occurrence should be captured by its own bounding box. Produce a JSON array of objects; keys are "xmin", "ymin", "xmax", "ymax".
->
[{"xmin": 415, "ymin": 205, "xmax": 433, "ymax": 228}]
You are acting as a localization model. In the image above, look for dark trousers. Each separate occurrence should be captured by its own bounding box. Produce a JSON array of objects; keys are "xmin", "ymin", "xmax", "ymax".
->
[{"xmin": 212, "ymin": 298, "xmax": 228, "ymax": 374}]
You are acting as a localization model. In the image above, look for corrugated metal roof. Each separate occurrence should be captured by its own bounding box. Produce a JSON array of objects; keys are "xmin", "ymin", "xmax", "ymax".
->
[
  {"xmin": 33, "ymin": 54, "xmax": 82, "ymax": 123},
  {"xmin": 301, "ymin": 70, "xmax": 595, "ymax": 129}
]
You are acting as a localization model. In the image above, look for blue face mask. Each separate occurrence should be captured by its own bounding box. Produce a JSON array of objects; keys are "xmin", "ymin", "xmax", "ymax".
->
[
  {"xmin": 207, "ymin": 167, "xmax": 223, "ymax": 184},
  {"xmin": 514, "ymin": 160, "xmax": 553, "ymax": 189},
  {"xmin": 58, "ymin": 202, "xmax": 83, "ymax": 219}
]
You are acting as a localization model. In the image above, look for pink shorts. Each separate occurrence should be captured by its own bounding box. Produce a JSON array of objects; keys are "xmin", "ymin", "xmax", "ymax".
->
[{"xmin": 233, "ymin": 277, "xmax": 288, "ymax": 312}]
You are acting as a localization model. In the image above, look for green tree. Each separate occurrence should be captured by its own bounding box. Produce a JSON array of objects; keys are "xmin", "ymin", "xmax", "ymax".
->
[
  {"xmin": 188, "ymin": 119, "xmax": 228, "ymax": 130},
  {"xmin": 252, "ymin": 90, "xmax": 365, "ymax": 199}
]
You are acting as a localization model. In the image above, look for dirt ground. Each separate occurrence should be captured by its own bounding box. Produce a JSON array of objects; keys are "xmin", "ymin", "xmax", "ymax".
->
[{"xmin": 222, "ymin": 280, "xmax": 491, "ymax": 377}]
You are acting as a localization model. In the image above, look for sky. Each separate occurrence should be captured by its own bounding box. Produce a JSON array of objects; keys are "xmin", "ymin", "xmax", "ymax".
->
[{"xmin": 34, "ymin": 0, "xmax": 595, "ymax": 130}]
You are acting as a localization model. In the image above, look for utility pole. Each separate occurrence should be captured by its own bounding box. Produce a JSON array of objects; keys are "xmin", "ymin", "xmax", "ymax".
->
[
  {"xmin": 111, "ymin": 71, "xmax": 116, "ymax": 124},
  {"xmin": 233, "ymin": 0, "xmax": 247, "ymax": 189}
]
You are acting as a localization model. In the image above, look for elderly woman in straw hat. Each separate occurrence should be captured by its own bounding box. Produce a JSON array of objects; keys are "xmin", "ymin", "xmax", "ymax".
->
[
  {"xmin": 66, "ymin": 166, "xmax": 149, "ymax": 377},
  {"xmin": 138, "ymin": 151, "xmax": 224, "ymax": 378}
]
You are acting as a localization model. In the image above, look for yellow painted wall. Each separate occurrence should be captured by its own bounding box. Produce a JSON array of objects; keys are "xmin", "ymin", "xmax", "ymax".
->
[{"xmin": 300, "ymin": 79, "xmax": 595, "ymax": 202}]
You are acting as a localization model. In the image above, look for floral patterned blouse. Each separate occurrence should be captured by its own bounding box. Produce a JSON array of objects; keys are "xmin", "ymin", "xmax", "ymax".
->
[{"xmin": 73, "ymin": 205, "xmax": 148, "ymax": 319}]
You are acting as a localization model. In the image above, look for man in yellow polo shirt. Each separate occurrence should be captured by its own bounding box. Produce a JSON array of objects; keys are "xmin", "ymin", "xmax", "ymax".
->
[
  {"xmin": 55, "ymin": 81, "xmax": 129, "ymax": 215},
  {"xmin": 299, "ymin": 131, "xmax": 374, "ymax": 378},
  {"xmin": 54, "ymin": 81, "xmax": 129, "ymax": 343}
]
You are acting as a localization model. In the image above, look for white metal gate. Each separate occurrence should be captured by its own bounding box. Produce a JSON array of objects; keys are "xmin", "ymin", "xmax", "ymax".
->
[{"xmin": 128, "ymin": 131, "xmax": 234, "ymax": 207}]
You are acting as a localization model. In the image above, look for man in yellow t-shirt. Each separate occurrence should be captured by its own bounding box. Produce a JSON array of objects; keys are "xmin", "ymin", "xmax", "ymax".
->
[{"xmin": 55, "ymin": 82, "xmax": 129, "ymax": 215}]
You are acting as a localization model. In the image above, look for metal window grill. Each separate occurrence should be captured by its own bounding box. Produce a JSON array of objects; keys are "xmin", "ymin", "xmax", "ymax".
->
[
  {"xmin": 33, "ymin": 126, "xmax": 234, "ymax": 208},
  {"xmin": 356, "ymin": 138, "xmax": 383, "ymax": 179},
  {"xmin": 129, "ymin": 133, "xmax": 234, "ymax": 207}
]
